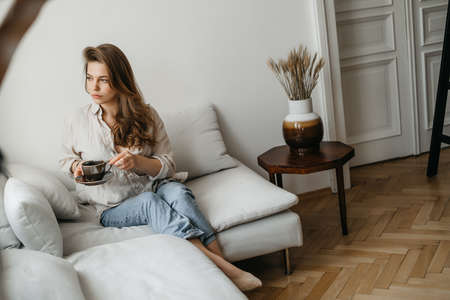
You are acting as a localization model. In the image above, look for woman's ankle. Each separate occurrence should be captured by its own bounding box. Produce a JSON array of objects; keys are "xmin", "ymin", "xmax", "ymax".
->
[{"xmin": 206, "ymin": 240, "xmax": 224, "ymax": 258}]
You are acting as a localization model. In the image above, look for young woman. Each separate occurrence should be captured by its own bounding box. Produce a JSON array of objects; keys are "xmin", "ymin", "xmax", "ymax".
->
[{"xmin": 59, "ymin": 43, "xmax": 261, "ymax": 292}]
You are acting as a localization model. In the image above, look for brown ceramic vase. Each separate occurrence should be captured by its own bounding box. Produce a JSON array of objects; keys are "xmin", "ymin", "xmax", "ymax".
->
[{"xmin": 282, "ymin": 98, "xmax": 323, "ymax": 155}]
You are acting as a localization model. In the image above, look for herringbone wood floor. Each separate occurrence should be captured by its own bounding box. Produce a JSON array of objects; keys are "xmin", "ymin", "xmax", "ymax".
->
[{"xmin": 239, "ymin": 149, "xmax": 450, "ymax": 299}]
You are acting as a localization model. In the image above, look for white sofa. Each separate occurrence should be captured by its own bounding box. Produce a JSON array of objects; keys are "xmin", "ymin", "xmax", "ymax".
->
[{"xmin": 0, "ymin": 103, "xmax": 303, "ymax": 300}]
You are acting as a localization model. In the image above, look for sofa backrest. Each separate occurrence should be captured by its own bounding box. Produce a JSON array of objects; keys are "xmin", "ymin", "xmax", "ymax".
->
[{"xmin": 6, "ymin": 102, "xmax": 236, "ymax": 191}]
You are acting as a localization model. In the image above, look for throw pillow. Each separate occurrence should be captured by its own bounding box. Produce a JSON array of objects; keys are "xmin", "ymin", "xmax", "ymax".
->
[
  {"xmin": 159, "ymin": 103, "xmax": 237, "ymax": 179},
  {"xmin": 4, "ymin": 178, "xmax": 63, "ymax": 257},
  {"xmin": 6, "ymin": 163, "xmax": 80, "ymax": 219},
  {"xmin": 0, "ymin": 173, "xmax": 21, "ymax": 249},
  {"xmin": 1, "ymin": 248, "xmax": 85, "ymax": 300}
]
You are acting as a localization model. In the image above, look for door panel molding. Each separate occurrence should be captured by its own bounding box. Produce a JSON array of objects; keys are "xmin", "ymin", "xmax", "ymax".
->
[
  {"xmin": 406, "ymin": 0, "xmax": 421, "ymax": 154},
  {"xmin": 337, "ymin": 12, "xmax": 395, "ymax": 59},
  {"xmin": 341, "ymin": 57, "xmax": 401, "ymax": 144},
  {"xmin": 422, "ymin": 49, "xmax": 450, "ymax": 129},
  {"xmin": 335, "ymin": 0, "xmax": 392, "ymax": 13},
  {"xmin": 421, "ymin": 4, "xmax": 447, "ymax": 46},
  {"xmin": 414, "ymin": 0, "xmax": 447, "ymax": 152}
]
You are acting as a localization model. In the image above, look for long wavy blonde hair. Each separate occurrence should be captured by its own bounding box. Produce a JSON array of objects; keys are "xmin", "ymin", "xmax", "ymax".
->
[{"xmin": 83, "ymin": 44, "xmax": 156, "ymax": 148}]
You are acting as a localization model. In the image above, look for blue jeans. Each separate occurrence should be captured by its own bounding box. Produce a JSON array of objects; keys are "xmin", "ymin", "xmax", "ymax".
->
[{"xmin": 100, "ymin": 181, "xmax": 216, "ymax": 246}]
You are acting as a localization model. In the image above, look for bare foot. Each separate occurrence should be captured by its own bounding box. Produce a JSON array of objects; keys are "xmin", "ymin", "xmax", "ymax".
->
[
  {"xmin": 189, "ymin": 238, "xmax": 262, "ymax": 291},
  {"xmin": 231, "ymin": 271, "xmax": 262, "ymax": 291}
]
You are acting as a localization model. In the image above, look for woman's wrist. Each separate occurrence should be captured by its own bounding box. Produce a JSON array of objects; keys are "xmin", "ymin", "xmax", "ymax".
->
[
  {"xmin": 133, "ymin": 155, "xmax": 162, "ymax": 176},
  {"xmin": 133, "ymin": 155, "xmax": 147, "ymax": 175}
]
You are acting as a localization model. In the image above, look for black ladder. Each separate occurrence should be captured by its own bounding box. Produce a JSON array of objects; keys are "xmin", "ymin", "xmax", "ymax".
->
[{"xmin": 427, "ymin": 2, "xmax": 450, "ymax": 177}]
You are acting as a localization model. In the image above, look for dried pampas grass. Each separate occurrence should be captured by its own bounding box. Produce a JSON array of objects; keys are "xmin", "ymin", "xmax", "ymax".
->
[{"xmin": 267, "ymin": 45, "xmax": 325, "ymax": 100}]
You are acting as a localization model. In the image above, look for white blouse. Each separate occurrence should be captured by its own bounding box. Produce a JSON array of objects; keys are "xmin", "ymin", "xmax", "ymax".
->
[{"xmin": 59, "ymin": 103, "xmax": 182, "ymax": 216}]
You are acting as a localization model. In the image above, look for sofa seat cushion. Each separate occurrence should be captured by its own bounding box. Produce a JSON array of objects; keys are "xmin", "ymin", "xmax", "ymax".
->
[
  {"xmin": 65, "ymin": 234, "xmax": 246, "ymax": 300},
  {"xmin": 1, "ymin": 249, "xmax": 85, "ymax": 300},
  {"xmin": 60, "ymin": 161, "xmax": 298, "ymax": 255},
  {"xmin": 186, "ymin": 161, "xmax": 299, "ymax": 232},
  {"xmin": 60, "ymin": 204, "xmax": 152, "ymax": 256},
  {"xmin": 60, "ymin": 205, "xmax": 303, "ymax": 262}
]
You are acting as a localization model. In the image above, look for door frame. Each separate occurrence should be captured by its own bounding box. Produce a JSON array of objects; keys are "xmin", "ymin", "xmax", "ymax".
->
[
  {"xmin": 405, "ymin": 0, "xmax": 421, "ymax": 154},
  {"xmin": 312, "ymin": 0, "xmax": 349, "ymax": 190},
  {"xmin": 312, "ymin": 0, "xmax": 421, "ymax": 161}
]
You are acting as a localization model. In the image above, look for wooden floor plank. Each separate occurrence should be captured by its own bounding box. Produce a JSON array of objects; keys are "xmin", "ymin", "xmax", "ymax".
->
[
  {"xmin": 357, "ymin": 263, "xmax": 382, "ymax": 294},
  {"xmin": 304, "ymin": 271, "xmax": 339, "ymax": 300},
  {"xmin": 337, "ymin": 263, "xmax": 371, "ymax": 300},
  {"xmin": 318, "ymin": 249, "xmax": 391, "ymax": 259},
  {"xmin": 398, "ymin": 204, "xmax": 422, "ymax": 229},
  {"xmin": 353, "ymin": 294, "xmax": 412, "ymax": 300},
  {"xmin": 412, "ymin": 221, "xmax": 450, "ymax": 231},
  {"xmin": 293, "ymin": 276, "xmax": 321, "ymax": 299},
  {"xmin": 374, "ymin": 254, "xmax": 404, "ymax": 289},
  {"xmin": 410, "ymin": 244, "xmax": 439, "ymax": 278},
  {"xmin": 393, "ymin": 249, "xmax": 421, "ymax": 283},
  {"xmin": 440, "ymin": 200, "xmax": 450, "ymax": 219},
  {"xmin": 413, "ymin": 201, "xmax": 434, "ymax": 225},
  {"xmin": 297, "ymin": 254, "xmax": 375, "ymax": 268},
  {"xmin": 381, "ymin": 284, "xmax": 450, "ymax": 298},
  {"xmin": 320, "ymin": 268, "xmax": 354, "ymax": 300},
  {"xmin": 372, "ymin": 287, "xmax": 450, "ymax": 300},
  {"xmin": 369, "ymin": 211, "xmax": 395, "ymax": 237},
  {"xmin": 408, "ymin": 276, "xmax": 450, "ymax": 289},
  {"xmin": 428, "ymin": 241, "xmax": 450, "ymax": 273},
  {"xmin": 354, "ymin": 215, "xmax": 382, "ymax": 241},
  {"xmin": 273, "ymin": 282, "xmax": 303, "ymax": 300},
  {"xmin": 430, "ymin": 198, "xmax": 448, "ymax": 221}
]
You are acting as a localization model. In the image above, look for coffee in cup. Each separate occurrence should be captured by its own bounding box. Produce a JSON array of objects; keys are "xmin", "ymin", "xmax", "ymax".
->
[{"xmin": 81, "ymin": 160, "xmax": 111, "ymax": 182}]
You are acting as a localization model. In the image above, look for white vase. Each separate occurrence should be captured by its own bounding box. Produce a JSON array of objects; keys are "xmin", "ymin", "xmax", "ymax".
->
[{"xmin": 282, "ymin": 98, "xmax": 323, "ymax": 154}]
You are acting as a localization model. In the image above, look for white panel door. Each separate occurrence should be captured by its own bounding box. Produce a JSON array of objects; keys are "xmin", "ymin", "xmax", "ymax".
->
[
  {"xmin": 412, "ymin": 0, "xmax": 448, "ymax": 153},
  {"xmin": 334, "ymin": 1, "xmax": 416, "ymax": 166}
]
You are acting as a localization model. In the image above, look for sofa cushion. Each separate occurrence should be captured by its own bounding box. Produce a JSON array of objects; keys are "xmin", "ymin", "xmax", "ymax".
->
[
  {"xmin": 60, "ymin": 204, "xmax": 153, "ymax": 256},
  {"xmin": 159, "ymin": 103, "xmax": 237, "ymax": 179},
  {"xmin": 59, "ymin": 205, "xmax": 303, "ymax": 262},
  {"xmin": 186, "ymin": 161, "xmax": 299, "ymax": 232},
  {"xmin": 0, "ymin": 174, "xmax": 21, "ymax": 249},
  {"xmin": 59, "ymin": 205, "xmax": 303, "ymax": 261},
  {"xmin": 6, "ymin": 163, "xmax": 80, "ymax": 219},
  {"xmin": 4, "ymin": 178, "xmax": 63, "ymax": 257},
  {"xmin": 1, "ymin": 248, "xmax": 85, "ymax": 300},
  {"xmin": 65, "ymin": 234, "xmax": 246, "ymax": 300}
]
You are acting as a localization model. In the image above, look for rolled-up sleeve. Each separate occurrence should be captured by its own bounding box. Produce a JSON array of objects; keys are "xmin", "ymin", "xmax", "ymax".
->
[
  {"xmin": 148, "ymin": 106, "xmax": 176, "ymax": 180},
  {"xmin": 58, "ymin": 116, "xmax": 82, "ymax": 177}
]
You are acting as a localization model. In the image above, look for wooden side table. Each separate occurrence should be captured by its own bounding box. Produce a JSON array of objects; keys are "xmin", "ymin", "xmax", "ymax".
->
[{"xmin": 258, "ymin": 141, "xmax": 355, "ymax": 236}]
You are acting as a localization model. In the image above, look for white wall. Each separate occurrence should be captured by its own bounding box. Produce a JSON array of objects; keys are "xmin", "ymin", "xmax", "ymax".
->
[{"xmin": 0, "ymin": 0, "xmax": 331, "ymax": 194}]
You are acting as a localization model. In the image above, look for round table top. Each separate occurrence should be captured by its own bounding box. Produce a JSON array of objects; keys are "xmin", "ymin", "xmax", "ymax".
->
[{"xmin": 257, "ymin": 142, "xmax": 355, "ymax": 174}]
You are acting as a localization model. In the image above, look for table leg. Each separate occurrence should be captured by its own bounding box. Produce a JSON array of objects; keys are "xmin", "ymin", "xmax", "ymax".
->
[
  {"xmin": 336, "ymin": 165, "xmax": 348, "ymax": 235},
  {"xmin": 269, "ymin": 173, "xmax": 275, "ymax": 185},
  {"xmin": 275, "ymin": 173, "xmax": 283, "ymax": 188}
]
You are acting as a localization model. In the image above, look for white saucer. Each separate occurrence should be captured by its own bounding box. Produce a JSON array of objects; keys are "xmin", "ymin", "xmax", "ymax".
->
[{"xmin": 75, "ymin": 171, "xmax": 113, "ymax": 186}]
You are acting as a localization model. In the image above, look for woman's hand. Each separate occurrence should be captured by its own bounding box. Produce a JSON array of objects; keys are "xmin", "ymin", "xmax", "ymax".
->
[
  {"xmin": 109, "ymin": 150, "xmax": 138, "ymax": 171},
  {"xmin": 72, "ymin": 160, "xmax": 83, "ymax": 178}
]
